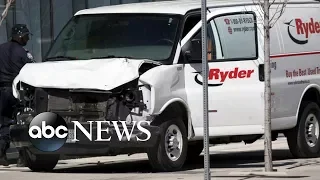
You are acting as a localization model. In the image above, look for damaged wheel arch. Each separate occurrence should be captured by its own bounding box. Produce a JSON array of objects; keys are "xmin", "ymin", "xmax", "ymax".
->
[{"xmin": 154, "ymin": 99, "xmax": 194, "ymax": 139}]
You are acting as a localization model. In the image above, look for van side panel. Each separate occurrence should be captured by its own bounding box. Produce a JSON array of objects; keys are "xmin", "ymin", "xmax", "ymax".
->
[{"xmin": 270, "ymin": 3, "xmax": 320, "ymax": 130}]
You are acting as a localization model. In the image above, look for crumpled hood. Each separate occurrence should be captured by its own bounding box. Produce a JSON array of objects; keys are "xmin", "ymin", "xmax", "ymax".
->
[{"xmin": 12, "ymin": 58, "xmax": 151, "ymax": 98}]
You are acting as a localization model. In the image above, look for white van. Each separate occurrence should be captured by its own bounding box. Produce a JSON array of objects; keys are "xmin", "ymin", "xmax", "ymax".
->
[{"xmin": 9, "ymin": 0, "xmax": 320, "ymax": 172}]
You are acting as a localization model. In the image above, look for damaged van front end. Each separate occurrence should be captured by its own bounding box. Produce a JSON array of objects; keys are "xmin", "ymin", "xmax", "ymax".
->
[
  {"xmin": 8, "ymin": 11, "xmax": 185, "ymax": 172},
  {"xmin": 10, "ymin": 58, "xmax": 162, "ymax": 156}
]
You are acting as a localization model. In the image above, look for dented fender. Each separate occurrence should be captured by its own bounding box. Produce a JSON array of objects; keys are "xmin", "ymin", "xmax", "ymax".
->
[
  {"xmin": 138, "ymin": 65, "xmax": 194, "ymax": 139},
  {"xmin": 138, "ymin": 64, "xmax": 188, "ymax": 115}
]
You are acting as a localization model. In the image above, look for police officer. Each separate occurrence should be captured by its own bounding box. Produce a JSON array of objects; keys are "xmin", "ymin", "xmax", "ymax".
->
[{"xmin": 0, "ymin": 24, "xmax": 34, "ymax": 166}]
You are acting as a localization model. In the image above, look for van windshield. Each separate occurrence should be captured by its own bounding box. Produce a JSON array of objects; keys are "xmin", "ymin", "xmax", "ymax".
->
[{"xmin": 45, "ymin": 14, "xmax": 180, "ymax": 62}]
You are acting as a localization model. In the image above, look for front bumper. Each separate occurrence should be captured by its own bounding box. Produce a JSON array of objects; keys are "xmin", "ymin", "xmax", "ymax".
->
[{"xmin": 10, "ymin": 121, "xmax": 160, "ymax": 155}]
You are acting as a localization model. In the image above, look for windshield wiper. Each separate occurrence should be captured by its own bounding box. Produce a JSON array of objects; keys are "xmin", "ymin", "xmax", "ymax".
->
[
  {"xmin": 45, "ymin": 56, "xmax": 78, "ymax": 61},
  {"xmin": 90, "ymin": 55, "xmax": 134, "ymax": 59}
]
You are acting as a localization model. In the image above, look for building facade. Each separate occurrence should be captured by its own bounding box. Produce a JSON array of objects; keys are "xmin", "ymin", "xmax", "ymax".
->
[{"xmin": 0, "ymin": 0, "xmax": 158, "ymax": 62}]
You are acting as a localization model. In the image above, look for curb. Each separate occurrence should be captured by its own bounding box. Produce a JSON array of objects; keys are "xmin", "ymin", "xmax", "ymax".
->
[{"xmin": 0, "ymin": 165, "xmax": 29, "ymax": 171}]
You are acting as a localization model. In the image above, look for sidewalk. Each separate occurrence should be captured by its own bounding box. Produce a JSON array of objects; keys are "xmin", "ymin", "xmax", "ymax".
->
[{"xmin": 1, "ymin": 137, "xmax": 320, "ymax": 180}]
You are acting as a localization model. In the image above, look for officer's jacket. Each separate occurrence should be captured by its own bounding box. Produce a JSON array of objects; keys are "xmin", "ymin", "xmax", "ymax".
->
[{"xmin": 0, "ymin": 40, "xmax": 34, "ymax": 85}]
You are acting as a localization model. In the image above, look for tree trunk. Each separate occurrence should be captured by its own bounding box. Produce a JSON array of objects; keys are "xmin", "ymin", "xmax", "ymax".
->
[{"xmin": 263, "ymin": 0, "xmax": 273, "ymax": 172}]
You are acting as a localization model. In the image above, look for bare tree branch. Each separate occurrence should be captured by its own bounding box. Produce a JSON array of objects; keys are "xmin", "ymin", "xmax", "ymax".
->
[
  {"xmin": 269, "ymin": 0, "xmax": 288, "ymax": 28},
  {"xmin": 250, "ymin": 0, "xmax": 267, "ymax": 52},
  {"xmin": 252, "ymin": 0, "xmax": 288, "ymax": 28},
  {"xmin": 269, "ymin": 2, "xmax": 281, "ymax": 24},
  {"xmin": 0, "ymin": 0, "xmax": 15, "ymax": 26}
]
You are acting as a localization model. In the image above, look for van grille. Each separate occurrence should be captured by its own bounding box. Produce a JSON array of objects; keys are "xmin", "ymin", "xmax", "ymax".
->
[{"xmin": 44, "ymin": 89, "xmax": 110, "ymax": 122}]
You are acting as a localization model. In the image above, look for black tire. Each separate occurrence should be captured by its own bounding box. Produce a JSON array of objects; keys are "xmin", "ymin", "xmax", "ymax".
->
[
  {"xmin": 147, "ymin": 117, "xmax": 188, "ymax": 172},
  {"xmin": 186, "ymin": 140, "xmax": 203, "ymax": 162},
  {"xmin": 21, "ymin": 148, "xmax": 59, "ymax": 172},
  {"xmin": 286, "ymin": 101, "xmax": 320, "ymax": 158}
]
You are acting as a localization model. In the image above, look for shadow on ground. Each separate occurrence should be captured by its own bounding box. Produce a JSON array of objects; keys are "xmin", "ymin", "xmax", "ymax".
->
[
  {"xmin": 43, "ymin": 149, "xmax": 303, "ymax": 174},
  {"xmin": 212, "ymin": 175, "xmax": 308, "ymax": 180}
]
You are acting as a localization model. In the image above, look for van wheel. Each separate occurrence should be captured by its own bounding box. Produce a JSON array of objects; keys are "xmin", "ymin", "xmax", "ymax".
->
[
  {"xmin": 147, "ymin": 117, "xmax": 187, "ymax": 172},
  {"xmin": 21, "ymin": 148, "xmax": 59, "ymax": 172},
  {"xmin": 286, "ymin": 101, "xmax": 320, "ymax": 158}
]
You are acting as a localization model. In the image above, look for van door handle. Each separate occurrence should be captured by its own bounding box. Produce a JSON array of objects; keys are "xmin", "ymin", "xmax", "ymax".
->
[{"xmin": 259, "ymin": 64, "xmax": 264, "ymax": 82}]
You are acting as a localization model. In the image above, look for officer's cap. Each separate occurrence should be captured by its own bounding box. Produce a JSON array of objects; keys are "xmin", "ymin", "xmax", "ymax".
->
[{"xmin": 11, "ymin": 24, "xmax": 32, "ymax": 37}]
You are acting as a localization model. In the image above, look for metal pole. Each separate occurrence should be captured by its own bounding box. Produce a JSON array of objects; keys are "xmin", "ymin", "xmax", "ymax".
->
[
  {"xmin": 263, "ymin": 0, "xmax": 273, "ymax": 172},
  {"xmin": 201, "ymin": 0, "xmax": 210, "ymax": 179}
]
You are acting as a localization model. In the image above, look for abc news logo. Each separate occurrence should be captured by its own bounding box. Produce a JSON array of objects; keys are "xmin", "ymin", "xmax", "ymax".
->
[{"xmin": 28, "ymin": 112, "xmax": 151, "ymax": 152}]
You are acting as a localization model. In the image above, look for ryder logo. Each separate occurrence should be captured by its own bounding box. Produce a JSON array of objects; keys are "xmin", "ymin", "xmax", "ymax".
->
[
  {"xmin": 285, "ymin": 18, "xmax": 320, "ymax": 45},
  {"xmin": 194, "ymin": 67, "xmax": 254, "ymax": 86}
]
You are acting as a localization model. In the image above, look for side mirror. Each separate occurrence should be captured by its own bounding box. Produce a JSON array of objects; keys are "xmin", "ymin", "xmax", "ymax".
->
[{"xmin": 184, "ymin": 38, "xmax": 202, "ymax": 62}]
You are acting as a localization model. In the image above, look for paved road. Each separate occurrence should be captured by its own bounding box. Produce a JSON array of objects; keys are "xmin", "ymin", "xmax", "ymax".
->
[{"xmin": 1, "ymin": 137, "xmax": 320, "ymax": 180}]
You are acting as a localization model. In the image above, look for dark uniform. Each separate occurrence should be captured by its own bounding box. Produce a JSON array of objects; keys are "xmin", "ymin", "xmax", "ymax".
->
[{"xmin": 0, "ymin": 24, "xmax": 34, "ymax": 166}]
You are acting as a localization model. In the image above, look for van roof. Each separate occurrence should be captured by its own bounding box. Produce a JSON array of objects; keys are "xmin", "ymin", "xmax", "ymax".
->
[{"xmin": 75, "ymin": 0, "xmax": 318, "ymax": 16}]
